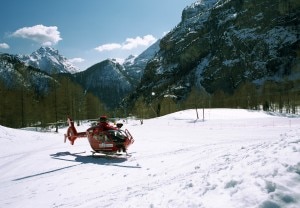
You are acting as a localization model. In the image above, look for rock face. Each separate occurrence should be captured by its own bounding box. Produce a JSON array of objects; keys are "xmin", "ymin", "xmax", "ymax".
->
[{"xmin": 131, "ymin": 0, "xmax": 299, "ymax": 102}]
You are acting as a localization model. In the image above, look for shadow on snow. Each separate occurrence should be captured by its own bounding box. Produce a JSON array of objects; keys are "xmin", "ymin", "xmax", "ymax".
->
[{"xmin": 12, "ymin": 151, "xmax": 140, "ymax": 181}]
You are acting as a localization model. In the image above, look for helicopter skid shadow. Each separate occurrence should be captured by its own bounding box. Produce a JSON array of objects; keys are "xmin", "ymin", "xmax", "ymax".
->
[{"xmin": 50, "ymin": 151, "xmax": 140, "ymax": 169}]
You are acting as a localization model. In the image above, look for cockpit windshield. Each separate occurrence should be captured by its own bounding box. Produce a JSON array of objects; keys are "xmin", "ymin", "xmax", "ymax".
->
[{"xmin": 107, "ymin": 130, "xmax": 127, "ymax": 140}]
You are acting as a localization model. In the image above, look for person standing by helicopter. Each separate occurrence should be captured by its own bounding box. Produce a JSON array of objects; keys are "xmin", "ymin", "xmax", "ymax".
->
[{"xmin": 98, "ymin": 115, "xmax": 117, "ymax": 131}]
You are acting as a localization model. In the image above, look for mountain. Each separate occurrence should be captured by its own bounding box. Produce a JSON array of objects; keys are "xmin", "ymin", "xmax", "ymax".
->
[
  {"xmin": 128, "ymin": 0, "xmax": 300, "ymax": 103},
  {"xmin": 2, "ymin": 0, "xmax": 299, "ymax": 111},
  {"xmin": 74, "ymin": 59, "xmax": 134, "ymax": 109},
  {"xmin": 1, "ymin": 45, "xmax": 152, "ymax": 110},
  {"xmin": 18, "ymin": 47, "xmax": 80, "ymax": 74},
  {"xmin": 122, "ymin": 40, "xmax": 160, "ymax": 86},
  {"xmin": 73, "ymin": 41, "xmax": 160, "ymax": 109},
  {"xmin": 0, "ymin": 53, "xmax": 54, "ymax": 94}
]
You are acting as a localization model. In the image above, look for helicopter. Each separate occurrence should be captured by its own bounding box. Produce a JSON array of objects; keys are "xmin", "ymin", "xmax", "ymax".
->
[{"xmin": 64, "ymin": 116, "xmax": 134, "ymax": 156}]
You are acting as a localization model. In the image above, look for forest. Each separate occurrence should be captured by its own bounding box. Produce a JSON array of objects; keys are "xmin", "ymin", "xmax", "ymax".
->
[
  {"xmin": 0, "ymin": 75, "xmax": 106, "ymax": 129},
  {"xmin": 132, "ymin": 80, "xmax": 300, "ymax": 119},
  {"xmin": 0, "ymin": 73, "xmax": 299, "ymax": 129}
]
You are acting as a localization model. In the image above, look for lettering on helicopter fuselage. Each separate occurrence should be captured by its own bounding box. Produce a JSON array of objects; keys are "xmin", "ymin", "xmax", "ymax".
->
[{"xmin": 99, "ymin": 143, "xmax": 113, "ymax": 148}]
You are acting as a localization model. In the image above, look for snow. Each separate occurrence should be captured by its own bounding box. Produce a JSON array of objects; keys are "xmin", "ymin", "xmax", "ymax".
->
[
  {"xmin": 191, "ymin": 0, "xmax": 219, "ymax": 9},
  {"xmin": 1, "ymin": 109, "xmax": 300, "ymax": 208}
]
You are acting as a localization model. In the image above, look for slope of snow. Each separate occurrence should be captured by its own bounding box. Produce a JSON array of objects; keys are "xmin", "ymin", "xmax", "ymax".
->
[{"xmin": 0, "ymin": 109, "xmax": 300, "ymax": 208}]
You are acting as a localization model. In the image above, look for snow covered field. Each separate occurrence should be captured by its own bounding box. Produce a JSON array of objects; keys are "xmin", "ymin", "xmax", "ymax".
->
[{"xmin": 0, "ymin": 109, "xmax": 300, "ymax": 208}]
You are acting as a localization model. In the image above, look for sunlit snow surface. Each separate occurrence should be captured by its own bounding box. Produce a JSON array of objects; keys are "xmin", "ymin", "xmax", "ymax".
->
[{"xmin": 1, "ymin": 109, "xmax": 300, "ymax": 208}]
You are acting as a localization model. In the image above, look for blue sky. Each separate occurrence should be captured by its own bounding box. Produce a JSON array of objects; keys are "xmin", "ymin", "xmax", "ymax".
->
[{"xmin": 0, "ymin": 0, "xmax": 196, "ymax": 70}]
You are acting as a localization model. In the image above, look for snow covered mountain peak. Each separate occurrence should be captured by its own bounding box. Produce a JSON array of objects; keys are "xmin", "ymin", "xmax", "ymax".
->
[
  {"xmin": 123, "ymin": 55, "xmax": 137, "ymax": 65},
  {"xmin": 35, "ymin": 46, "xmax": 59, "ymax": 56},
  {"xmin": 18, "ymin": 46, "xmax": 80, "ymax": 74},
  {"xmin": 122, "ymin": 40, "xmax": 160, "ymax": 85}
]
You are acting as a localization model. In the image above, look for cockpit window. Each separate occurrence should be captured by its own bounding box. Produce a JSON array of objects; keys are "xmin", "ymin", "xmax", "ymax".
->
[{"xmin": 107, "ymin": 130, "xmax": 126, "ymax": 140}]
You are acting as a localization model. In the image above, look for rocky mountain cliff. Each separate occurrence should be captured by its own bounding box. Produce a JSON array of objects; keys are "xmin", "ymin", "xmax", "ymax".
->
[{"xmin": 128, "ymin": 0, "xmax": 300, "ymax": 104}]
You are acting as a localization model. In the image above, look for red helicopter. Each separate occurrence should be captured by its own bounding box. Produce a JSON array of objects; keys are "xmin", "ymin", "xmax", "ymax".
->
[{"xmin": 64, "ymin": 116, "xmax": 134, "ymax": 155}]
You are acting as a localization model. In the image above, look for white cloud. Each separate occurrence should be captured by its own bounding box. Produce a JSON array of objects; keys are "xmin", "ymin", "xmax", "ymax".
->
[
  {"xmin": 12, "ymin": 24, "xmax": 62, "ymax": 46},
  {"xmin": 0, "ymin": 43, "xmax": 10, "ymax": 49},
  {"xmin": 122, "ymin": 35, "xmax": 157, "ymax": 50},
  {"xmin": 69, "ymin": 58, "xmax": 85, "ymax": 63},
  {"xmin": 95, "ymin": 35, "xmax": 157, "ymax": 52},
  {"xmin": 94, "ymin": 43, "xmax": 122, "ymax": 52}
]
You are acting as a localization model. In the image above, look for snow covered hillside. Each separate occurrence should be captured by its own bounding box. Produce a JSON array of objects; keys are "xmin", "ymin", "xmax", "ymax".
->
[{"xmin": 0, "ymin": 109, "xmax": 300, "ymax": 208}]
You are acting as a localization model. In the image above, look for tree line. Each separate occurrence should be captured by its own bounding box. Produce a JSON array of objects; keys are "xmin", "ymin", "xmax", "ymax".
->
[
  {"xmin": 1, "ymin": 74, "xmax": 299, "ymax": 129},
  {"xmin": 0, "ymin": 75, "xmax": 106, "ymax": 129},
  {"xmin": 131, "ymin": 79, "xmax": 300, "ymax": 119}
]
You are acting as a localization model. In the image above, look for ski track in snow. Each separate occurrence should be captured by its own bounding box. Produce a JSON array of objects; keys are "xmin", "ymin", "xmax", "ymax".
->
[{"xmin": 0, "ymin": 109, "xmax": 300, "ymax": 208}]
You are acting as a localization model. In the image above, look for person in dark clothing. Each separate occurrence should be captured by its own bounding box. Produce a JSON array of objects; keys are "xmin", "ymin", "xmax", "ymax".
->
[{"xmin": 98, "ymin": 115, "xmax": 117, "ymax": 131}]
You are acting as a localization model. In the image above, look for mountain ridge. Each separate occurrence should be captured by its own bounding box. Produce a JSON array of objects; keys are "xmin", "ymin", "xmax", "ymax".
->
[{"xmin": 17, "ymin": 46, "xmax": 80, "ymax": 74}]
